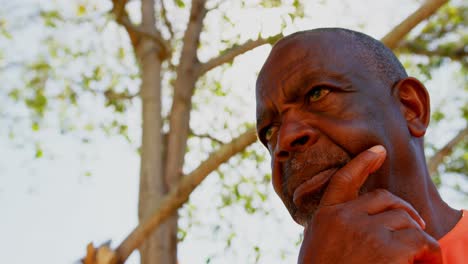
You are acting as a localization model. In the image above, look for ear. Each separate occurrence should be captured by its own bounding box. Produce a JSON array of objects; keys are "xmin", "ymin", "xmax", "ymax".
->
[{"xmin": 392, "ymin": 77, "xmax": 430, "ymax": 137}]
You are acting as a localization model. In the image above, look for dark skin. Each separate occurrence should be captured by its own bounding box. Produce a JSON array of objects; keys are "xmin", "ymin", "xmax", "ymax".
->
[{"xmin": 256, "ymin": 31, "xmax": 461, "ymax": 263}]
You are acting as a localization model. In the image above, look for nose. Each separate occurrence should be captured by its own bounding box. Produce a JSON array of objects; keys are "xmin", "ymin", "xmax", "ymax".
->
[{"xmin": 274, "ymin": 118, "xmax": 319, "ymax": 161}]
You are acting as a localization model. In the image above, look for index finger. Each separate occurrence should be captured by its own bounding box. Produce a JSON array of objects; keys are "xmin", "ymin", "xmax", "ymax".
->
[{"xmin": 320, "ymin": 145, "xmax": 386, "ymax": 207}]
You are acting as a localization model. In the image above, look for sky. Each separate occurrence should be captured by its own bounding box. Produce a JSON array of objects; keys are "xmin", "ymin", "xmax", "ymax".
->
[{"xmin": 0, "ymin": 0, "xmax": 466, "ymax": 263}]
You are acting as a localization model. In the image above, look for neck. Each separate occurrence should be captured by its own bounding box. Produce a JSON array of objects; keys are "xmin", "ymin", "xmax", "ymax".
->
[
  {"xmin": 414, "ymin": 176, "xmax": 461, "ymax": 240},
  {"xmin": 398, "ymin": 142, "xmax": 461, "ymax": 240}
]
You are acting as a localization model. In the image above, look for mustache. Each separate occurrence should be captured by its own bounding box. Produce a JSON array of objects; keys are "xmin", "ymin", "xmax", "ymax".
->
[
  {"xmin": 275, "ymin": 143, "xmax": 354, "ymax": 225},
  {"xmin": 281, "ymin": 149, "xmax": 350, "ymax": 197}
]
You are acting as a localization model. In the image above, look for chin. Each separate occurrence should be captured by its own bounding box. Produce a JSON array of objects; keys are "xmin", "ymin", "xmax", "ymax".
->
[
  {"xmin": 287, "ymin": 186, "xmax": 326, "ymax": 226},
  {"xmin": 286, "ymin": 184, "xmax": 369, "ymax": 226}
]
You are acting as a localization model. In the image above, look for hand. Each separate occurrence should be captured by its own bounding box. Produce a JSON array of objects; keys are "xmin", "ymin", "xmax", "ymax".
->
[{"xmin": 298, "ymin": 145, "xmax": 442, "ymax": 264}]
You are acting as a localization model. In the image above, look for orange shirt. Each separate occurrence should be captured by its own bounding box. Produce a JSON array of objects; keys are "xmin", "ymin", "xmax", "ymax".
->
[{"xmin": 439, "ymin": 210, "xmax": 468, "ymax": 263}]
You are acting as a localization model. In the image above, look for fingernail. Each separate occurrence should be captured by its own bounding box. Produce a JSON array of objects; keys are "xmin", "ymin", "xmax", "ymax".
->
[
  {"xmin": 367, "ymin": 145, "xmax": 386, "ymax": 173},
  {"xmin": 368, "ymin": 145, "xmax": 386, "ymax": 154}
]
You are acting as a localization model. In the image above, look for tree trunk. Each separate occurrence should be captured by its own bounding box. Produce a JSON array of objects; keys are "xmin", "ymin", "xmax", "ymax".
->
[
  {"xmin": 137, "ymin": 36, "xmax": 169, "ymax": 263},
  {"xmin": 137, "ymin": 0, "xmax": 175, "ymax": 263}
]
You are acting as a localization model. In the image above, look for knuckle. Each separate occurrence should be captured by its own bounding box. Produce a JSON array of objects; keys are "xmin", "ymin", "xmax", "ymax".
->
[
  {"xmin": 364, "ymin": 232, "xmax": 385, "ymax": 251},
  {"xmin": 335, "ymin": 170, "xmax": 354, "ymax": 186},
  {"xmin": 331, "ymin": 206, "xmax": 351, "ymax": 227},
  {"xmin": 407, "ymin": 228, "xmax": 428, "ymax": 246}
]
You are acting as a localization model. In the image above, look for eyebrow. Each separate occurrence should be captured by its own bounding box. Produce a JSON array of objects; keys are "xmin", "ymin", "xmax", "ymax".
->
[{"xmin": 281, "ymin": 69, "xmax": 352, "ymax": 103}]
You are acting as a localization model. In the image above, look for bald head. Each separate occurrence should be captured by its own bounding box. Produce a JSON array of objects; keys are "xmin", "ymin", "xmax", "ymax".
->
[{"xmin": 263, "ymin": 28, "xmax": 407, "ymax": 88}]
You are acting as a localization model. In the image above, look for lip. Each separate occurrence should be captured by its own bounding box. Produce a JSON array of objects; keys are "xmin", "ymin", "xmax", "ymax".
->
[{"xmin": 292, "ymin": 167, "xmax": 339, "ymax": 207}]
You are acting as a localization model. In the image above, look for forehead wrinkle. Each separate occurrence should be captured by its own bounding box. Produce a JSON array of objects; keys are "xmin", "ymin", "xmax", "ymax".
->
[
  {"xmin": 279, "ymin": 62, "xmax": 307, "ymax": 103},
  {"xmin": 257, "ymin": 53, "xmax": 305, "ymax": 122}
]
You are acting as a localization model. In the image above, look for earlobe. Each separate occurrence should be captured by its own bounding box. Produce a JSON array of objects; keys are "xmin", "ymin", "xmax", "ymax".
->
[{"xmin": 392, "ymin": 77, "xmax": 430, "ymax": 137}]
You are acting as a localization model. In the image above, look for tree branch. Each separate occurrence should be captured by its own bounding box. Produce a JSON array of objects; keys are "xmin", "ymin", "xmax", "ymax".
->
[
  {"xmin": 381, "ymin": 0, "xmax": 448, "ymax": 49},
  {"xmin": 397, "ymin": 41, "xmax": 467, "ymax": 61},
  {"xmin": 190, "ymin": 129, "xmax": 226, "ymax": 145},
  {"xmin": 115, "ymin": 128, "xmax": 257, "ymax": 262},
  {"xmin": 164, "ymin": 0, "xmax": 208, "ymax": 189},
  {"xmin": 199, "ymin": 0, "xmax": 448, "ymax": 76},
  {"xmin": 160, "ymin": 0, "xmax": 174, "ymax": 38},
  {"xmin": 110, "ymin": 0, "xmax": 138, "ymax": 47},
  {"xmin": 199, "ymin": 33, "xmax": 283, "ymax": 76},
  {"xmin": 103, "ymin": 89, "xmax": 139, "ymax": 101},
  {"xmin": 428, "ymin": 126, "xmax": 468, "ymax": 176},
  {"xmin": 110, "ymin": 0, "xmax": 170, "ymax": 59}
]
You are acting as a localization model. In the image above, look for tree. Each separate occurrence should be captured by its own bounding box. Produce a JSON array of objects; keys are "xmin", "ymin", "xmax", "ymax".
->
[
  {"xmin": 396, "ymin": 2, "xmax": 468, "ymax": 179},
  {"xmin": 1, "ymin": 0, "xmax": 466, "ymax": 263}
]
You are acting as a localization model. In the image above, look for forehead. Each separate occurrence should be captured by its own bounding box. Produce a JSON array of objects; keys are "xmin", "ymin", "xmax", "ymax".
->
[
  {"xmin": 256, "ymin": 33, "xmax": 365, "ymax": 115},
  {"xmin": 258, "ymin": 33, "xmax": 359, "ymax": 81}
]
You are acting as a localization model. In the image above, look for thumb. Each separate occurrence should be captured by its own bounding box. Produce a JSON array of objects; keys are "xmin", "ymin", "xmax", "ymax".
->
[{"xmin": 320, "ymin": 145, "xmax": 386, "ymax": 207}]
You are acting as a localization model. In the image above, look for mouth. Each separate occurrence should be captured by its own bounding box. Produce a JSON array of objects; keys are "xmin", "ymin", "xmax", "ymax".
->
[{"xmin": 292, "ymin": 167, "xmax": 339, "ymax": 208}]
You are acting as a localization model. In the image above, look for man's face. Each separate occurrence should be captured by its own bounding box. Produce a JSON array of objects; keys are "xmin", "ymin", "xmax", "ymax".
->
[{"xmin": 256, "ymin": 33, "xmax": 404, "ymax": 226}]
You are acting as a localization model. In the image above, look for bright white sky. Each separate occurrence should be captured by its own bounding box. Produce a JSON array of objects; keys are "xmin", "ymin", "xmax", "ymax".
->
[{"xmin": 0, "ymin": 0, "xmax": 466, "ymax": 263}]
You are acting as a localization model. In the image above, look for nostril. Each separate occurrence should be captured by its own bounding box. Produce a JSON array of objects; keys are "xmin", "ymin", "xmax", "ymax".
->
[{"xmin": 291, "ymin": 135, "xmax": 309, "ymax": 147}]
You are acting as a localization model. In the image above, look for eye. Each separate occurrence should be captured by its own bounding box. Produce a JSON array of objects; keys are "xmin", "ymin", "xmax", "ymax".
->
[
  {"xmin": 264, "ymin": 126, "xmax": 277, "ymax": 142},
  {"xmin": 307, "ymin": 86, "xmax": 331, "ymax": 102}
]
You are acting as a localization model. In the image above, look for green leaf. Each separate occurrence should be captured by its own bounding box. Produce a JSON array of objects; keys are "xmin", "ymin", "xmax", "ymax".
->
[
  {"xmin": 213, "ymin": 81, "xmax": 226, "ymax": 96},
  {"xmin": 35, "ymin": 144, "xmax": 43, "ymax": 158},
  {"xmin": 0, "ymin": 18, "xmax": 9, "ymax": 38},
  {"xmin": 40, "ymin": 10, "xmax": 62, "ymax": 28},
  {"xmin": 92, "ymin": 66, "xmax": 103, "ymax": 81},
  {"xmin": 461, "ymin": 104, "xmax": 468, "ymax": 120},
  {"xmin": 8, "ymin": 89, "xmax": 20, "ymax": 101},
  {"xmin": 292, "ymin": 0, "xmax": 305, "ymax": 18},
  {"xmin": 254, "ymin": 245, "xmax": 261, "ymax": 263},
  {"xmin": 77, "ymin": 4, "xmax": 87, "ymax": 16},
  {"xmin": 30, "ymin": 61, "xmax": 51, "ymax": 71},
  {"xmin": 174, "ymin": 0, "xmax": 185, "ymax": 8},
  {"xmin": 432, "ymin": 111, "xmax": 445, "ymax": 122},
  {"xmin": 32, "ymin": 122, "xmax": 40, "ymax": 132},
  {"xmin": 25, "ymin": 90, "xmax": 48, "ymax": 116},
  {"xmin": 1, "ymin": 28, "xmax": 12, "ymax": 39},
  {"xmin": 260, "ymin": 0, "xmax": 282, "ymax": 8},
  {"xmin": 84, "ymin": 123, "xmax": 94, "ymax": 131},
  {"xmin": 117, "ymin": 47, "xmax": 125, "ymax": 60},
  {"xmin": 226, "ymin": 232, "xmax": 236, "ymax": 248},
  {"xmin": 177, "ymin": 227, "xmax": 188, "ymax": 242}
]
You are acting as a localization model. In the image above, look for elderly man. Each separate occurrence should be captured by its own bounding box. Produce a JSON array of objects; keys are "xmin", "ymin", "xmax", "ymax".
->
[{"xmin": 255, "ymin": 28, "xmax": 466, "ymax": 263}]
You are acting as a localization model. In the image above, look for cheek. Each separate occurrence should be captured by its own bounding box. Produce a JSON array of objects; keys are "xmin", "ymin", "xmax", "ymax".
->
[
  {"xmin": 316, "ymin": 113, "xmax": 389, "ymax": 156},
  {"xmin": 271, "ymin": 158, "xmax": 285, "ymax": 198}
]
